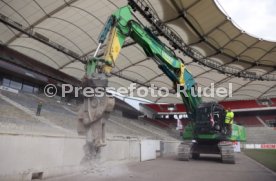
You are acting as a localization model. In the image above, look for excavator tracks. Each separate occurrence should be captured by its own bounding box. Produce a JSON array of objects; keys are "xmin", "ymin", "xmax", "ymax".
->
[
  {"xmin": 177, "ymin": 141, "xmax": 192, "ymax": 161},
  {"xmin": 219, "ymin": 142, "xmax": 235, "ymax": 164},
  {"xmin": 178, "ymin": 141, "xmax": 235, "ymax": 164}
]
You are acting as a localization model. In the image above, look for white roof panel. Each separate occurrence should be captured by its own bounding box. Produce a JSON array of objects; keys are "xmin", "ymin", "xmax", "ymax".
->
[{"xmin": 1, "ymin": 0, "xmax": 275, "ymax": 103}]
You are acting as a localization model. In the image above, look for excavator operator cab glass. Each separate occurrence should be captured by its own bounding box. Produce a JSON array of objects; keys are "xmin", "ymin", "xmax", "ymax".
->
[
  {"xmin": 196, "ymin": 106, "xmax": 211, "ymax": 123},
  {"xmin": 194, "ymin": 105, "xmax": 213, "ymax": 133},
  {"xmin": 194, "ymin": 103, "xmax": 225, "ymax": 134},
  {"xmin": 212, "ymin": 104, "xmax": 225, "ymax": 132}
]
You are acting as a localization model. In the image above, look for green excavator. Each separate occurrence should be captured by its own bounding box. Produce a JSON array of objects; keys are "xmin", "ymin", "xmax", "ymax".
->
[{"xmin": 77, "ymin": 5, "xmax": 246, "ymax": 164}]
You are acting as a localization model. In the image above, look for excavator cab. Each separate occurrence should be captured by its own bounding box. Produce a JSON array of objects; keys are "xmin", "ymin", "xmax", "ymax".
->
[{"xmin": 194, "ymin": 102, "xmax": 226, "ymax": 136}]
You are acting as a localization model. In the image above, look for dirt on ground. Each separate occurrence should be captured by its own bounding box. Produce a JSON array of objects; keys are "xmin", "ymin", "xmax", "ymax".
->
[{"xmin": 44, "ymin": 153, "xmax": 276, "ymax": 181}]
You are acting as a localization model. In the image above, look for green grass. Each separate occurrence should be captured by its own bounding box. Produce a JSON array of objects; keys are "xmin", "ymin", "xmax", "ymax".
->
[{"xmin": 244, "ymin": 149, "xmax": 276, "ymax": 172}]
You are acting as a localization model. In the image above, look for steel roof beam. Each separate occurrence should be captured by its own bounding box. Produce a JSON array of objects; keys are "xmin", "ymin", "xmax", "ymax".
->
[{"xmin": 5, "ymin": 0, "xmax": 79, "ymax": 45}]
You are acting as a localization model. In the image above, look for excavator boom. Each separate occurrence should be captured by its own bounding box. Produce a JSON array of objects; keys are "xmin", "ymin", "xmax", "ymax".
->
[{"xmin": 100, "ymin": 6, "xmax": 202, "ymax": 114}]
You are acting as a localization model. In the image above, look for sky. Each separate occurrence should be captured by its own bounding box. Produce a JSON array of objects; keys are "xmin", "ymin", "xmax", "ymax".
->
[{"xmin": 216, "ymin": 0, "xmax": 276, "ymax": 41}]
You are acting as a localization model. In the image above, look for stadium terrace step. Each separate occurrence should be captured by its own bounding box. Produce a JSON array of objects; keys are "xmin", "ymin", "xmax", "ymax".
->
[
  {"xmin": 0, "ymin": 91, "xmax": 178, "ymax": 140},
  {"xmin": 109, "ymin": 114, "xmax": 177, "ymax": 141},
  {"xmin": 246, "ymin": 127, "xmax": 276, "ymax": 144},
  {"xmin": 0, "ymin": 92, "xmax": 76, "ymax": 135}
]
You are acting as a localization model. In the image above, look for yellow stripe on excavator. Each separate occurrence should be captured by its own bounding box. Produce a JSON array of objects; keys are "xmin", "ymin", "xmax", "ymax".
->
[
  {"xmin": 179, "ymin": 63, "xmax": 185, "ymax": 85},
  {"xmin": 103, "ymin": 27, "xmax": 122, "ymax": 74}
]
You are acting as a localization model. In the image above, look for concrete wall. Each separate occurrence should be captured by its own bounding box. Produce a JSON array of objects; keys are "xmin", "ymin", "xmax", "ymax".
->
[
  {"xmin": 0, "ymin": 134, "xmax": 85, "ymax": 180},
  {"xmin": 160, "ymin": 141, "xmax": 181, "ymax": 157},
  {"xmin": 101, "ymin": 139, "xmax": 140, "ymax": 161},
  {"xmin": 0, "ymin": 133, "xmax": 140, "ymax": 181},
  {"xmin": 0, "ymin": 133, "xmax": 179, "ymax": 181},
  {"xmin": 140, "ymin": 140, "xmax": 159, "ymax": 161}
]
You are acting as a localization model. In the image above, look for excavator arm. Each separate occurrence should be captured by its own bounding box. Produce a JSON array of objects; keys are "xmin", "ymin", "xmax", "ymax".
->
[{"xmin": 95, "ymin": 5, "xmax": 201, "ymax": 113}]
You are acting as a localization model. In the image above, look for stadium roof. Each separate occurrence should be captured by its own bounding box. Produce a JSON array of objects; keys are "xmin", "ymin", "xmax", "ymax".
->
[{"xmin": 0, "ymin": 0, "xmax": 276, "ymax": 103}]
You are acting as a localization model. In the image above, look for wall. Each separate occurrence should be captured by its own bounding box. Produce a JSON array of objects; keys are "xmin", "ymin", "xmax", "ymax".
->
[
  {"xmin": 0, "ymin": 133, "xmax": 179, "ymax": 181},
  {"xmin": 140, "ymin": 140, "xmax": 160, "ymax": 161},
  {"xmin": 0, "ymin": 134, "xmax": 85, "ymax": 180},
  {"xmin": 101, "ymin": 138, "xmax": 140, "ymax": 161},
  {"xmin": 160, "ymin": 141, "xmax": 181, "ymax": 157},
  {"xmin": 246, "ymin": 127, "xmax": 276, "ymax": 144},
  {"xmin": 0, "ymin": 133, "xmax": 140, "ymax": 181}
]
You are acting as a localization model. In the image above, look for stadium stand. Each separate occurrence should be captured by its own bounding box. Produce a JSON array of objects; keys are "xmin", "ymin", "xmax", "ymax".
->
[
  {"xmin": 109, "ymin": 113, "xmax": 176, "ymax": 140},
  {"xmin": 246, "ymin": 127, "xmax": 276, "ymax": 144},
  {"xmin": 234, "ymin": 115, "xmax": 264, "ymax": 127},
  {"xmin": 0, "ymin": 91, "xmax": 78, "ymax": 131},
  {"xmin": 142, "ymin": 117, "xmax": 170, "ymax": 128},
  {"xmin": 142, "ymin": 117, "xmax": 190, "ymax": 129},
  {"xmin": 220, "ymin": 100, "xmax": 268, "ymax": 109},
  {"xmin": 0, "ymin": 0, "xmax": 276, "ymax": 180},
  {"xmin": 0, "ymin": 90, "xmax": 177, "ymax": 140},
  {"xmin": 1, "ymin": 91, "xmax": 75, "ymax": 115},
  {"xmin": 259, "ymin": 115, "xmax": 276, "ymax": 122},
  {"xmin": 0, "ymin": 92, "xmax": 69, "ymax": 135},
  {"xmin": 141, "ymin": 101, "xmax": 276, "ymax": 128}
]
